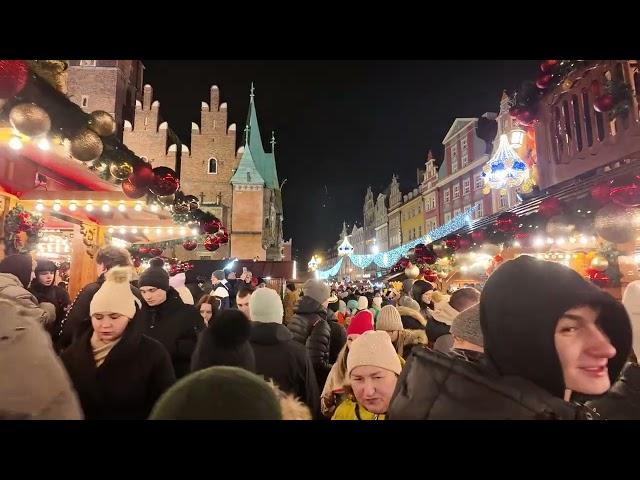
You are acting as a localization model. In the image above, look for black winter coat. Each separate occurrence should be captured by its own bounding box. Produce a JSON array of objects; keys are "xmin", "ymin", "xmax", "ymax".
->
[
  {"xmin": 136, "ymin": 288, "xmax": 205, "ymax": 378},
  {"xmin": 29, "ymin": 281, "xmax": 70, "ymax": 340},
  {"xmin": 57, "ymin": 275, "xmax": 143, "ymax": 351},
  {"xmin": 251, "ymin": 322, "xmax": 320, "ymax": 417},
  {"xmin": 587, "ymin": 362, "xmax": 640, "ymax": 419},
  {"xmin": 388, "ymin": 348, "xmax": 599, "ymax": 420},
  {"xmin": 61, "ymin": 326, "xmax": 175, "ymax": 420},
  {"xmin": 288, "ymin": 296, "xmax": 333, "ymax": 388},
  {"xmin": 327, "ymin": 311, "xmax": 347, "ymax": 364}
]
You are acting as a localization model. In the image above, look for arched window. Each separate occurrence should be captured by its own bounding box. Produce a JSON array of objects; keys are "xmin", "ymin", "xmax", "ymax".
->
[{"xmin": 208, "ymin": 158, "xmax": 217, "ymax": 174}]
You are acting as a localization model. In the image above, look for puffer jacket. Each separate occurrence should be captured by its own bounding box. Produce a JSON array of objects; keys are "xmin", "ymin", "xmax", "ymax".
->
[
  {"xmin": 397, "ymin": 305, "xmax": 427, "ymax": 331},
  {"xmin": 587, "ymin": 362, "xmax": 640, "ymax": 419},
  {"xmin": 288, "ymin": 295, "xmax": 332, "ymax": 388},
  {"xmin": 0, "ymin": 273, "xmax": 53, "ymax": 328}
]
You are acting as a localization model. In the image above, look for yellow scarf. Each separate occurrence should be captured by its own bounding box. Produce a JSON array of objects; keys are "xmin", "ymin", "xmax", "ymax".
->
[{"xmin": 90, "ymin": 332, "xmax": 121, "ymax": 367}]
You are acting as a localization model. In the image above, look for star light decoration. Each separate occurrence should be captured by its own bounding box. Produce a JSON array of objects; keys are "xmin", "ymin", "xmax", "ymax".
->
[{"xmin": 482, "ymin": 134, "xmax": 530, "ymax": 193}]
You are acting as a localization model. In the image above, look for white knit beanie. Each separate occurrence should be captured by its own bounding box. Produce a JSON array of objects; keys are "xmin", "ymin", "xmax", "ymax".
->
[
  {"xmin": 249, "ymin": 287, "xmax": 284, "ymax": 324},
  {"xmin": 372, "ymin": 296, "xmax": 383, "ymax": 308},
  {"xmin": 358, "ymin": 296, "xmax": 369, "ymax": 310},
  {"xmin": 376, "ymin": 305, "xmax": 403, "ymax": 332},
  {"xmin": 90, "ymin": 266, "xmax": 141, "ymax": 318},
  {"xmin": 347, "ymin": 331, "xmax": 402, "ymax": 376}
]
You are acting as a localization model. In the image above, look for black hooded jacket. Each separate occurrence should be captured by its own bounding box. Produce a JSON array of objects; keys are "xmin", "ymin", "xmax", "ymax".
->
[
  {"xmin": 29, "ymin": 277, "xmax": 70, "ymax": 339},
  {"xmin": 388, "ymin": 256, "xmax": 632, "ymax": 419}
]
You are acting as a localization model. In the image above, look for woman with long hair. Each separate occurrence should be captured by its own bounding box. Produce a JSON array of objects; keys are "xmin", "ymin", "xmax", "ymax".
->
[{"xmin": 196, "ymin": 294, "xmax": 222, "ymax": 326}]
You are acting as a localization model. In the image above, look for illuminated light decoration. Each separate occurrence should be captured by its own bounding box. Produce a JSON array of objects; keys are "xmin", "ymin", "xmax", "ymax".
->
[
  {"xmin": 131, "ymin": 228, "xmax": 138, "ymax": 234},
  {"xmin": 580, "ymin": 236, "xmax": 588, "ymax": 245},
  {"xmin": 513, "ymin": 241, "xmax": 521, "ymax": 248},
  {"xmin": 118, "ymin": 202, "xmax": 126, "ymax": 212},
  {"xmin": 547, "ymin": 237, "xmax": 554, "ymax": 244},
  {"xmin": 510, "ymin": 127, "xmax": 526, "ymax": 149},
  {"xmin": 37, "ymin": 138, "xmax": 50, "ymax": 151},
  {"xmin": 556, "ymin": 237, "xmax": 566, "ymax": 245},
  {"xmin": 9, "ymin": 135, "xmax": 23, "ymax": 150},
  {"xmin": 52, "ymin": 201, "xmax": 61, "ymax": 212},
  {"xmin": 316, "ymin": 257, "xmax": 344, "ymax": 280},
  {"xmin": 293, "ymin": 260, "xmax": 297, "ymax": 280},
  {"xmin": 168, "ymin": 228, "xmax": 174, "ymax": 234},
  {"xmin": 119, "ymin": 227, "xmax": 126, "ymax": 234},
  {"xmin": 69, "ymin": 202, "xmax": 78, "ymax": 212},
  {"xmin": 85, "ymin": 201, "xmax": 94, "ymax": 212},
  {"xmin": 101, "ymin": 202, "xmax": 110, "ymax": 212},
  {"xmin": 36, "ymin": 201, "xmax": 45, "ymax": 212},
  {"xmin": 191, "ymin": 228, "xmax": 199, "ymax": 236},
  {"xmin": 143, "ymin": 227, "xmax": 150, "ymax": 234},
  {"xmin": 482, "ymin": 134, "xmax": 530, "ymax": 192},
  {"xmin": 134, "ymin": 202, "xmax": 143, "ymax": 212},
  {"xmin": 150, "ymin": 204, "xmax": 159, "ymax": 212},
  {"xmin": 337, "ymin": 236, "xmax": 354, "ymax": 256},
  {"xmin": 569, "ymin": 236, "xmax": 577, "ymax": 244},
  {"xmin": 179, "ymin": 228, "xmax": 186, "ymax": 235},
  {"xmin": 155, "ymin": 228, "xmax": 162, "ymax": 234},
  {"xmin": 533, "ymin": 237, "xmax": 545, "ymax": 247}
]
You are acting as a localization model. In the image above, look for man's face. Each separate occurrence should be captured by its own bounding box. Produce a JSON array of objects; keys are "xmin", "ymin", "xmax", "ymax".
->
[
  {"xmin": 350, "ymin": 365, "xmax": 398, "ymax": 415},
  {"xmin": 237, "ymin": 294, "xmax": 251, "ymax": 319},
  {"xmin": 554, "ymin": 305, "xmax": 617, "ymax": 396},
  {"xmin": 211, "ymin": 276, "xmax": 220, "ymax": 286},
  {"xmin": 228, "ymin": 272, "xmax": 236, "ymax": 280},
  {"xmin": 140, "ymin": 286, "xmax": 167, "ymax": 307}
]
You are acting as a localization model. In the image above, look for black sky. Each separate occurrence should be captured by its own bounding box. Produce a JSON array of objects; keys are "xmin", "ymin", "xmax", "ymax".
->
[{"xmin": 142, "ymin": 60, "xmax": 540, "ymax": 262}]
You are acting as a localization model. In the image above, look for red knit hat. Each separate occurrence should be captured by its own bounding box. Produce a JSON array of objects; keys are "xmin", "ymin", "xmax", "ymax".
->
[{"xmin": 347, "ymin": 310, "xmax": 374, "ymax": 336}]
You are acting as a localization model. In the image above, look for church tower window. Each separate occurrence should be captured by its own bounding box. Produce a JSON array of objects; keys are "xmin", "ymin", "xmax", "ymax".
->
[{"xmin": 208, "ymin": 158, "xmax": 218, "ymax": 174}]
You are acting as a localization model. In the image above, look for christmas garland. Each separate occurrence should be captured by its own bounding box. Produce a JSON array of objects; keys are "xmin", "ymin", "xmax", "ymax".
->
[{"xmin": 3, "ymin": 204, "xmax": 44, "ymax": 254}]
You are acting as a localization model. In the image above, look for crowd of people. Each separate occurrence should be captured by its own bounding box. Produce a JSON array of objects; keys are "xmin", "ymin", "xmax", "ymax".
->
[{"xmin": 1, "ymin": 245, "xmax": 640, "ymax": 420}]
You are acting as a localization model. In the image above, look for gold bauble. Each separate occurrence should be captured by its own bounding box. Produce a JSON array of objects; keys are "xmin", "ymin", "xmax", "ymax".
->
[
  {"xmin": 70, "ymin": 129, "xmax": 103, "ymax": 162},
  {"xmin": 404, "ymin": 265, "xmax": 420, "ymax": 279},
  {"xmin": 88, "ymin": 110, "xmax": 116, "ymax": 137},
  {"xmin": 594, "ymin": 203, "xmax": 639, "ymax": 244},
  {"xmin": 590, "ymin": 255, "xmax": 609, "ymax": 272},
  {"xmin": 561, "ymin": 78, "xmax": 574, "ymax": 92},
  {"xmin": 9, "ymin": 103, "xmax": 51, "ymax": 137},
  {"xmin": 109, "ymin": 161, "xmax": 133, "ymax": 180}
]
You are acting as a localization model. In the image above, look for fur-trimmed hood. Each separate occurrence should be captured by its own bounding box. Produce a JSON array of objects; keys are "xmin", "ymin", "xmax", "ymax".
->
[
  {"xmin": 397, "ymin": 306, "xmax": 427, "ymax": 327},
  {"xmin": 267, "ymin": 380, "xmax": 312, "ymax": 420}
]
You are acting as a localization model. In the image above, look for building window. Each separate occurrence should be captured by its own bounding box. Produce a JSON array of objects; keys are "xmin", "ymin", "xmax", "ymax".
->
[
  {"xmin": 81, "ymin": 95, "xmax": 89, "ymax": 108},
  {"xmin": 500, "ymin": 193, "xmax": 509, "ymax": 208},
  {"xmin": 454, "ymin": 208, "xmax": 462, "ymax": 217},
  {"xmin": 461, "ymin": 137, "xmax": 469, "ymax": 167},
  {"xmin": 453, "ymin": 184, "xmax": 460, "ymax": 199},
  {"xmin": 475, "ymin": 174, "xmax": 484, "ymax": 190},
  {"xmin": 444, "ymin": 212, "xmax": 452, "ymax": 223},
  {"xmin": 207, "ymin": 158, "xmax": 218, "ymax": 174},
  {"xmin": 444, "ymin": 188, "xmax": 450, "ymax": 204},
  {"xmin": 451, "ymin": 144, "xmax": 458, "ymax": 173},
  {"xmin": 80, "ymin": 60, "xmax": 96, "ymax": 66},
  {"xmin": 475, "ymin": 200, "xmax": 484, "ymax": 219},
  {"xmin": 463, "ymin": 177, "xmax": 471, "ymax": 195}
]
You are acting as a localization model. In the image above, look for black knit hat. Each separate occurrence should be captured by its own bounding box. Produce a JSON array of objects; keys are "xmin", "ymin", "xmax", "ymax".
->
[
  {"xmin": 138, "ymin": 257, "xmax": 169, "ymax": 291},
  {"xmin": 0, "ymin": 254, "xmax": 33, "ymax": 288},
  {"xmin": 35, "ymin": 259, "xmax": 57, "ymax": 274}
]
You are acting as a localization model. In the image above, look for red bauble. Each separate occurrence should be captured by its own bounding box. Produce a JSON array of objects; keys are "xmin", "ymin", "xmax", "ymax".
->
[
  {"xmin": 149, "ymin": 247, "xmax": 163, "ymax": 257},
  {"xmin": 496, "ymin": 212, "xmax": 519, "ymax": 233},
  {"xmin": 493, "ymin": 254, "xmax": 504, "ymax": 264},
  {"xmin": 421, "ymin": 269, "xmax": 438, "ymax": 283},
  {"xmin": 204, "ymin": 235, "xmax": 220, "ymax": 251},
  {"xmin": 201, "ymin": 218, "xmax": 221, "ymax": 234},
  {"xmin": 458, "ymin": 235, "xmax": 472, "ymax": 251},
  {"xmin": 418, "ymin": 252, "xmax": 437, "ymax": 265},
  {"xmin": 471, "ymin": 229, "xmax": 486, "ymax": 244},
  {"xmin": 168, "ymin": 257, "xmax": 178, "ymax": 266},
  {"xmin": 414, "ymin": 244, "xmax": 428, "ymax": 257},
  {"xmin": 130, "ymin": 162, "xmax": 155, "ymax": 188},
  {"xmin": 0, "ymin": 60, "xmax": 28, "ymax": 99},
  {"xmin": 122, "ymin": 178, "xmax": 147, "ymax": 199},
  {"xmin": 609, "ymin": 174, "xmax": 640, "ymax": 208},
  {"xmin": 586, "ymin": 268, "xmax": 610, "ymax": 288},
  {"xmin": 540, "ymin": 60, "xmax": 559, "ymax": 73},
  {"xmin": 399, "ymin": 258, "xmax": 410, "ymax": 269},
  {"xmin": 594, "ymin": 94, "xmax": 615, "ymax": 113},
  {"xmin": 538, "ymin": 197, "xmax": 564, "ymax": 217},
  {"xmin": 536, "ymin": 73, "xmax": 553, "ymax": 90},
  {"xmin": 517, "ymin": 108, "xmax": 537, "ymax": 126},
  {"xmin": 217, "ymin": 235, "xmax": 229, "ymax": 245},
  {"xmin": 590, "ymin": 80, "xmax": 602, "ymax": 97},
  {"xmin": 138, "ymin": 246, "xmax": 150, "ymax": 255},
  {"xmin": 444, "ymin": 235, "xmax": 460, "ymax": 251},
  {"xmin": 590, "ymin": 183, "xmax": 612, "ymax": 204},
  {"xmin": 150, "ymin": 167, "xmax": 180, "ymax": 196},
  {"xmin": 182, "ymin": 239, "xmax": 197, "ymax": 251}
]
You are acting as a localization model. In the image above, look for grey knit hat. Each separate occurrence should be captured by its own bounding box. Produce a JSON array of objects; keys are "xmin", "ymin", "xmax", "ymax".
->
[
  {"xmin": 212, "ymin": 270, "xmax": 226, "ymax": 282},
  {"xmin": 450, "ymin": 304, "xmax": 483, "ymax": 347},
  {"xmin": 302, "ymin": 279, "xmax": 330, "ymax": 305},
  {"xmin": 399, "ymin": 296, "xmax": 421, "ymax": 312}
]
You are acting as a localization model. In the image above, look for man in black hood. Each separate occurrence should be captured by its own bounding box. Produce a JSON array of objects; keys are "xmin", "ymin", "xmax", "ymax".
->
[
  {"xmin": 388, "ymin": 255, "xmax": 632, "ymax": 419},
  {"xmin": 29, "ymin": 259, "xmax": 70, "ymax": 341},
  {"xmin": 137, "ymin": 257, "xmax": 205, "ymax": 378}
]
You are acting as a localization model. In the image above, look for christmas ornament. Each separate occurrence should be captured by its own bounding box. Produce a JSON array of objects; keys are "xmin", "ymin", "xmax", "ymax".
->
[
  {"xmin": 586, "ymin": 268, "xmax": 610, "ymax": 288},
  {"xmin": 404, "ymin": 265, "xmax": 420, "ymax": 279},
  {"xmin": 0, "ymin": 60, "xmax": 28, "ymax": 98},
  {"xmin": 201, "ymin": 218, "xmax": 221, "ymax": 234},
  {"xmin": 594, "ymin": 203, "xmax": 639, "ymax": 244},
  {"xmin": 444, "ymin": 235, "xmax": 460, "ymax": 251},
  {"xmin": 594, "ymin": 94, "xmax": 615, "ymax": 113},
  {"xmin": 158, "ymin": 194, "xmax": 176, "ymax": 206},
  {"xmin": 130, "ymin": 162, "xmax": 154, "ymax": 188},
  {"xmin": 173, "ymin": 192, "xmax": 190, "ymax": 214},
  {"xmin": 121, "ymin": 178, "xmax": 147, "ymax": 199},
  {"xmin": 538, "ymin": 197, "xmax": 564, "ymax": 217},
  {"xmin": 182, "ymin": 239, "xmax": 197, "ymax": 251},
  {"xmin": 590, "ymin": 255, "xmax": 609, "ymax": 272},
  {"xmin": 9, "ymin": 103, "xmax": 51, "ymax": 137},
  {"xmin": 399, "ymin": 258, "xmax": 410, "ymax": 269},
  {"xmin": 149, "ymin": 248, "xmax": 163, "ymax": 257},
  {"xmin": 540, "ymin": 60, "xmax": 559, "ymax": 73},
  {"xmin": 88, "ymin": 110, "xmax": 116, "ymax": 137},
  {"xmin": 138, "ymin": 247, "xmax": 150, "ymax": 255},
  {"xmin": 496, "ymin": 212, "xmax": 519, "ymax": 233},
  {"xmin": 484, "ymin": 134, "xmax": 530, "ymax": 191},
  {"xmin": 109, "ymin": 161, "xmax": 134, "ymax": 180},
  {"xmin": 421, "ymin": 268, "xmax": 438, "ymax": 283},
  {"xmin": 70, "ymin": 129, "xmax": 103, "ymax": 162},
  {"xmin": 561, "ymin": 78, "xmax": 574, "ymax": 92},
  {"xmin": 609, "ymin": 174, "xmax": 640, "ymax": 208},
  {"xmin": 184, "ymin": 194, "xmax": 200, "ymax": 212},
  {"xmin": 204, "ymin": 235, "xmax": 219, "ymax": 251},
  {"xmin": 150, "ymin": 167, "xmax": 179, "ymax": 196},
  {"xmin": 536, "ymin": 73, "xmax": 553, "ymax": 90}
]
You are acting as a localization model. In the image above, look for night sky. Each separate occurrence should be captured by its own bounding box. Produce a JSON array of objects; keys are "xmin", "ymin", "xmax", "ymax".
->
[{"xmin": 142, "ymin": 60, "xmax": 540, "ymax": 263}]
